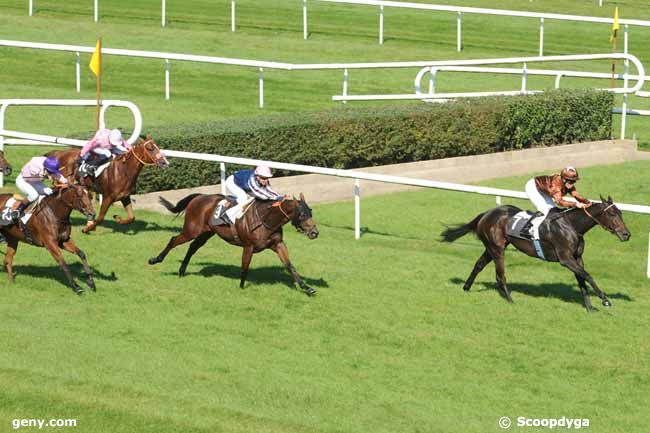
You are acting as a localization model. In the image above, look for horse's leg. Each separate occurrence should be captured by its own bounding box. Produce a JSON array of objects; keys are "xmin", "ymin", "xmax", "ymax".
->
[
  {"xmin": 492, "ymin": 249, "xmax": 513, "ymax": 303},
  {"xmin": 463, "ymin": 249, "xmax": 492, "ymax": 291},
  {"xmin": 44, "ymin": 240, "xmax": 83, "ymax": 294},
  {"xmin": 179, "ymin": 232, "xmax": 214, "ymax": 277},
  {"xmin": 114, "ymin": 196, "xmax": 135, "ymax": 225},
  {"xmin": 3, "ymin": 236, "xmax": 18, "ymax": 282},
  {"xmin": 573, "ymin": 256, "xmax": 593, "ymax": 311},
  {"xmin": 270, "ymin": 241, "xmax": 315, "ymax": 296},
  {"xmin": 239, "ymin": 246, "xmax": 254, "ymax": 289},
  {"xmin": 559, "ymin": 254, "xmax": 609, "ymax": 310},
  {"xmin": 61, "ymin": 239, "xmax": 95, "ymax": 291},
  {"xmin": 82, "ymin": 196, "xmax": 113, "ymax": 234},
  {"xmin": 148, "ymin": 232, "xmax": 193, "ymax": 265}
]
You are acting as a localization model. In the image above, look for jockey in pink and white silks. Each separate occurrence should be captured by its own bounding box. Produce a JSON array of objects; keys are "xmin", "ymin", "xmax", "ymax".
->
[
  {"xmin": 218, "ymin": 166, "xmax": 283, "ymax": 224},
  {"xmin": 79, "ymin": 128, "xmax": 132, "ymax": 176},
  {"xmin": 13, "ymin": 156, "xmax": 68, "ymax": 220}
]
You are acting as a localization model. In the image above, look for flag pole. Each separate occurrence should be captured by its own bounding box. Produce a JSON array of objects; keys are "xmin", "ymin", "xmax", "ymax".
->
[
  {"xmin": 609, "ymin": 8, "xmax": 619, "ymax": 88},
  {"xmin": 95, "ymin": 36, "xmax": 102, "ymax": 130}
]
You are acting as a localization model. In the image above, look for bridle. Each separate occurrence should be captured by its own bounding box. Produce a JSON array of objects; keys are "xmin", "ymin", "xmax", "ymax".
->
[
  {"xmin": 582, "ymin": 203, "xmax": 616, "ymax": 233},
  {"xmin": 129, "ymin": 139, "xmax": 162, "ymax": 166}
]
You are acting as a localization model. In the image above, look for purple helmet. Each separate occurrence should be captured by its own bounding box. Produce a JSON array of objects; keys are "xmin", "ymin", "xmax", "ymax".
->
[{"xmin": 43, "ymin": 156, "xmax": 61, "ymax": 176}]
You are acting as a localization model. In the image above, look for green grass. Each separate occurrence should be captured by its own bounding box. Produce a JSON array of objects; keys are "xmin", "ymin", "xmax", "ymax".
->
[
  {"xmin": 1, "ymin": 160, "xmax": 650, "ymax": 433},
  {"xmin": 1, "ymin": 0, "xmax": 650, "ymax": 145}
]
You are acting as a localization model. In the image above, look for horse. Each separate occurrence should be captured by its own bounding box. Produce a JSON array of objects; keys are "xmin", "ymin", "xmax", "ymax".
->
[
  {"xmin": 148, "ymin": 193, "xmax": 320, "ymax": 296},
  {"xmin": 0, "ymin": 184, "xmax": 97, "ymax": 294},
  {"xmin": 47, "ymin": 136, "xmax": 169, "ymax": 233},
  {"xmin": 440, "ymin": 196, "xmax": 631, "ymax": 311},
  {"xmin": 0, "ymin": 150, "xmax": 12, "ymax": 176}
]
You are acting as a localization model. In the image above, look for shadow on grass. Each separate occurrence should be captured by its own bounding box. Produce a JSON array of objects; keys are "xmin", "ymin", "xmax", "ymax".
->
[
  {"xmin": 450, "ymin": 277, "xmax": 633, "ymax": 306},
  {"xmin": 69, "ymin": 218, "xmax": 181, "ymax": 235},
  {"xmin": 6, "ymin": 263, "xmax": 117, "ymax": 289},
  {"xmin": 316, "ymin": 223, "xmax": 425, "ymax": 240},
  {"xmin": 168, "ymin": 262, "xmax": 329, "ymax": 290}
]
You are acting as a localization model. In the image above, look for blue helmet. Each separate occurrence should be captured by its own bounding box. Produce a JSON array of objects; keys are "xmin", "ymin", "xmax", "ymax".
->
[{"xmin": 43, "ymin": 156, "xmax": 61, "ymax": 176}]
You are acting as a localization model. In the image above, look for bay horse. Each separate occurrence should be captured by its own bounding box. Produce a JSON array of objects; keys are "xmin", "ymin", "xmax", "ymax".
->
[
  {"xmin": 441, "ymin": 196, "xmax": 631, "ymax": 311},
  {"xmin": 148, "ymin": 193, "xmax": 320, "ymax": 296},
  {"xmin": 0, "ymin": 150, "xmax": 12, "ymax": 176},
  {"xmin": 0, "ymin": 184, "xmax": 97, "ymax": 294},
  {"xmin": 48, "ymin": 136, "xmax": 169, "ymax": 233}
]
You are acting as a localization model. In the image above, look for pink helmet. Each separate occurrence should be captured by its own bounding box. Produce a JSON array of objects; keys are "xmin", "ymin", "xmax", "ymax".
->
[{"xmin": 254, "ymin": 165, "xmax": 273, "ymax": 178}]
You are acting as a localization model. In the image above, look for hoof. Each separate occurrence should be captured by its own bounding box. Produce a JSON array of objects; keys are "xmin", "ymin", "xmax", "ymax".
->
[
  {"xmin": 73, "ymin": 287, "xmax": 85, "ymax": 295},
  {"xmin": 88, "ymin": 280, "xmax": 96, "ymax": 291},
  {"xmin": 462, "ymin": 284, "xmax": 471, "ymax": 292},
  {"xmin": 603, "ymin": 299, "xmax": 612, "ymax": 308},
  {"xmin": 148, "ymin": 257, "xmax": 158, "ymax": 265},
  {"xmin": 304, "ymin": 287, "xmax": 317, "ymax": 297}
]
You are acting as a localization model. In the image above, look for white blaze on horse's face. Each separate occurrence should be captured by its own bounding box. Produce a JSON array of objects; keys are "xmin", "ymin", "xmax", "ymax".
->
[{"xmin": 145, "ymin": 141, "xmax": 169, "ymax": 168}]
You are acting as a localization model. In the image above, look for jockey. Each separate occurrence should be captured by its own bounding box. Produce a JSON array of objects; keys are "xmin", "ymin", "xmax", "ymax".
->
[
  {"xmin": 79, "ymin": 128, "xmax": 132, "ymax": 176},
  {"xmin": 217, "ymin": 165, "xmax": 283, "ymax": 224},
  {"xmin": 12, "ymin": 156, "xmax": 68, "ymax": 220},
  {"xmin": 524, "ymin": 166, "xmax": 591, "ymax": 239}
]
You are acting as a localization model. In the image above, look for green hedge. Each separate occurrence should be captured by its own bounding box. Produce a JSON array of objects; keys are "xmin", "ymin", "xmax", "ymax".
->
[{"xmin": 137, "ymin": 89, "xmax": 613, "ymax": 193}]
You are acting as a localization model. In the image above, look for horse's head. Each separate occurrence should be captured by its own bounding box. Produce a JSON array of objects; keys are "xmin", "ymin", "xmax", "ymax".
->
[
  {"xmin": 0, "ymin": 150, "xmax": 12, "ymax": 176},
  {"xmin": 135, "ymin": 135, "xmax": 169, "ymax": 169},
  {"xmin": 588, "ymin": 196, "xmax": 631, "ymax": 241},
  {"xmin": 291, "ymin": 193, "xmax": 319, "ymax": 240},
  {"xmin": 58, "ymin": 184, "xmax": 96, "ymax": 222}
]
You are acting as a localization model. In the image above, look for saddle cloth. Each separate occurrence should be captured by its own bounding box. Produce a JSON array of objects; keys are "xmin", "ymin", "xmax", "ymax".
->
[
  {"xmin": 506, "ymin": 211, "xmax": 535, "ymax": 240},
  {"xmin": 0, "ymin": 196, "xmax": 39, "ymax": 226},
  {"xmin": 210, "ymin": 196, "xmax": 255, "ymax": 227}
]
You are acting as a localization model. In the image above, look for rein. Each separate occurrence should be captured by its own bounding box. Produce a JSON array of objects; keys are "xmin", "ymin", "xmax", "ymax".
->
[
  {"xmin": 256, "ymin": 199, "xmax": 293, "ymax": 231},
  {"xmin": 582, "ymin": 203, "xmax": 616, "ymax": 233},
  {"xmin": 129, "ymin": 140, "xmax": 159, "ymax": 166}
]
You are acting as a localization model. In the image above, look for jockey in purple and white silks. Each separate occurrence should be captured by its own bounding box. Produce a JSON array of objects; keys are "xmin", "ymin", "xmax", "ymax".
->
[
  {"xmin": 218, "ymin": 166, "xmax": 282, "ymax": 224},
  {"xmin": 13, "ymin": 156, "xmax": 68, "ymax": 220}
]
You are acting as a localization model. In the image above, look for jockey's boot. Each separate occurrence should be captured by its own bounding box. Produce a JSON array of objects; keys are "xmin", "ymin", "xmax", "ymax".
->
[
  {"xmin": 520, "ymin": 211, "xmax": 543, "ymax": 239},
  {"xmin": 11, "ymin": 198, "xmax": 31, "ymax": 221}
]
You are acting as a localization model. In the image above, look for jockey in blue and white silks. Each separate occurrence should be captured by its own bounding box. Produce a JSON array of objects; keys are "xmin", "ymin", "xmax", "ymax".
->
[{"xmin": 219, "ymin": 166, "xmax": 282, "ymax": 224}]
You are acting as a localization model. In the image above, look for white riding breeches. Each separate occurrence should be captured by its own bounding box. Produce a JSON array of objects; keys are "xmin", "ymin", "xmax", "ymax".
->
[
  {"xmin": 15, "ymin": 175, "xmax": 48, "ymax": 202},
  {"xmin": 92, "ymin": 147, "xmax": 112, "ymax": 158},
  {"xmin": 525, "ymin": 178, "xmax": 555, "ymax": 239},
  {"xmin": 224, "ymin": 176, "xmax": 251, "ymax": 221}
]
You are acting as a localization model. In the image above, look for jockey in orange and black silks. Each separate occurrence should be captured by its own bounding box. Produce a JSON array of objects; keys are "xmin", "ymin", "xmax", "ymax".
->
[{"xmin": 524, "ymin": 166, "xmax": 592, "ymax": 239}]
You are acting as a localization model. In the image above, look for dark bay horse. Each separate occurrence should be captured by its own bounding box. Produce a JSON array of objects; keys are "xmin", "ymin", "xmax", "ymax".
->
[
  {"xmin": 0, "ymin": 150, "xmax": 12, "ymax": 176},
  {"xmin": 148, "ymin": 193, "xmax": 320, "ymax": 295},
  {"xmin": 48, "ymin": 136, "xmax": 169, "ymax": 233},
  {"xmin": 441, "ymin": 196, "xmax": 631, "ymax": 311},
  {"xmin": 0, "ymin": 184, "xmax": 97, "ymax": 294}
]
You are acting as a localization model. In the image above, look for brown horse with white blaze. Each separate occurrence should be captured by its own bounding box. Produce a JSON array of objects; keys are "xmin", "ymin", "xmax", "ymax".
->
[
  {"xmin": 48, "ymin": 136, "xmax": 169, "ymax": 233},
  {"xmin": 0, "ymin": 184, "xmax": 97, "ymax": 294},
  {"xmin": 148, "ymin": 193, "xmax": 319, "ymax": 295}
]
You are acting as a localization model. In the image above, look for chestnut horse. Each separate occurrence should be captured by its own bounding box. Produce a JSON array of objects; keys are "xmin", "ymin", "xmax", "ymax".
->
[
  {"xmin": 441, "ymin": 197, "xmax": 630, "ymax": 311},
  {"xmin": 0, "ymin": 184, "xmax": 97, "ymax": 294},
  {"xmin": 0, "ymin": 150, "xmax": 12, "ymax": 177},
  {"xmin": 48, "ymin": 136, "xmax": 168, "ymax": 233},
  {"xmin": 148, "ymin": 193, "xmax": 319, "ymax": 296}
]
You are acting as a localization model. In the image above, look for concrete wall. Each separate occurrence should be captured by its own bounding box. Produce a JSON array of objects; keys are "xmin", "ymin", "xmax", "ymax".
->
[{"xmin": 133, "ymin": 139, "xmax": 645, "ymax": 212}]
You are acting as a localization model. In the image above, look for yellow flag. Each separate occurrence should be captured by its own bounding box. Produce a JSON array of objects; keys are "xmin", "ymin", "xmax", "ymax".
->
[
  {"xmin": 609, "ymin": 7, "xmax": 619, "ymax": 43},
  {"xmin": 89, "ymin": 38, "xmax": 101, "ymax": 77}
]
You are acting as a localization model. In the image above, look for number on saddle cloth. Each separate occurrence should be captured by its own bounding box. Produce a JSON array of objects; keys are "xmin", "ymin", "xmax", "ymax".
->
[
  {"xmin": 507, "ymin": 211, "xmax": 537, "ymax": 240},
  {"xmin": 211, "ymin": 196, "xmax": 238, "ymax": 227}
]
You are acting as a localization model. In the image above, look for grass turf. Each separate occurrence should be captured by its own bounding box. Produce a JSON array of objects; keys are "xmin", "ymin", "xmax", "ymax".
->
[{"xmin": 1, "ymin": 158, "xmax": 649, "ymax": 433}]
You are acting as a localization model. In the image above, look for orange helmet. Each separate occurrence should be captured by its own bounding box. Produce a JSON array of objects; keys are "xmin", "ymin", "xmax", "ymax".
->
[{"xmin": 561, "ymin": 166, "xmax": 579, "ymax": 182}]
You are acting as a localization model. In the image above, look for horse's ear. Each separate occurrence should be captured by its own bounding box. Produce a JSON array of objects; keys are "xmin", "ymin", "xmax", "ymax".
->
[
  {"xmin": 146, "ymin": 133, "xmax": 152, "ymax": 140},
  {"xmin": 608, "ymin": 195, "xmax": 613, "ymax": 204},
  {"xmin": 600, "ymin": 194, "xmax": 606, "ymax": 203},
  {"xmin": 300, "ymin": 192, "xmax": 305, "ymax": 202}
]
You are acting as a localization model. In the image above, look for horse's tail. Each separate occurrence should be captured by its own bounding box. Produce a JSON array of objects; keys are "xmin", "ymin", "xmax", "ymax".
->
[
  {"xmin": 441, "ymin": 212, "xmax": 485, "ymax": 243},
  {"xmin": 159, "ymin": 193, "xmax": 202, "ymax": 214}
]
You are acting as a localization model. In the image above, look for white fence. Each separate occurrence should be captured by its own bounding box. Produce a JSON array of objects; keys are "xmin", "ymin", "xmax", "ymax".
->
[
  {"xmin": 316, "ymin": 0, "xmax": 650, "ymax": 52},
  {"xmin": 0, "ymin": 99, "xmax": 142, "ymax": 187}
]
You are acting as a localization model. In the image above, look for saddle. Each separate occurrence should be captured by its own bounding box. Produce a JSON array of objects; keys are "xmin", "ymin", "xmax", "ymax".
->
[{"xmin": 506, "ymin": 210, "xmax": 537, "ymax": 240}]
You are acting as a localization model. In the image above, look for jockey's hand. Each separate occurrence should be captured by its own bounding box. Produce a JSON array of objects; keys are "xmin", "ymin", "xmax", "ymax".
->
[
  {"xmin": 575, "ymin": 202, "xmax": 587, "ymax": 209},
  {"xmin": 43, "ymin": 187, "xmax": 53, "ymax": 196}
]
